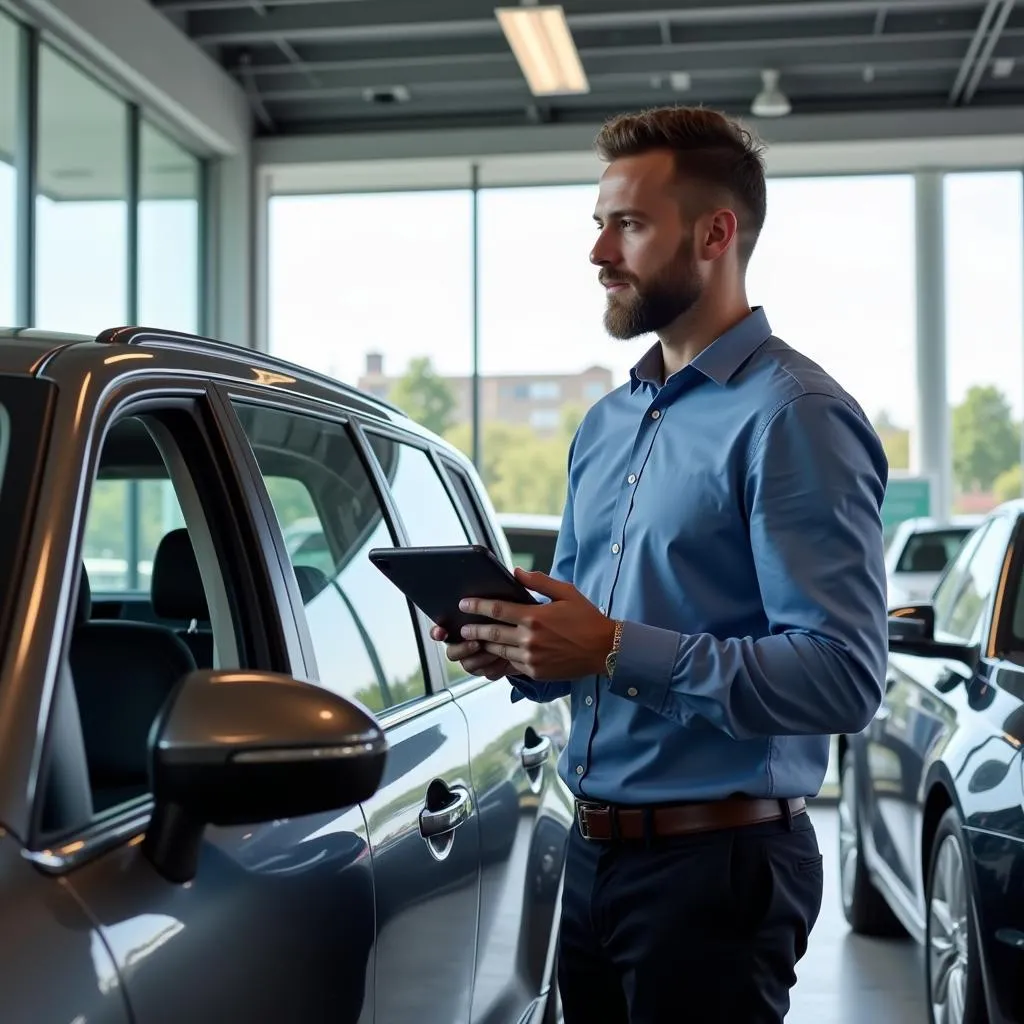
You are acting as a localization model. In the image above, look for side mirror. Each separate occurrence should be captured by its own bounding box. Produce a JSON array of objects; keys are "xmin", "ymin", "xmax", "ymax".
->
[
  {"xmin": 887, "ymin": 603, "xmax": 979, "ymax": 671},
  {"xmin": 143, "ymin": 669, "xmax": 387, "ymax": 884}
]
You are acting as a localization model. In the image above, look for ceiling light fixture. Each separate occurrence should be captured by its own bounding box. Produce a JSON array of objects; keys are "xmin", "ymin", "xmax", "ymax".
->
[
  {"xmin": 495, "ymin": 4, "xmax": 589, "ymax": 96},
  {"xmin": 751, "ymin": 68, "xmax": 791, "ymax": 118}
]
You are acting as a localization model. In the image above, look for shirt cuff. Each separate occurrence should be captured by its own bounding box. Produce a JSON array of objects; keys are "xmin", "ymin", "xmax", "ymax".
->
[{"xmin": 607, "ymin": 619, "xmax": 679, "ymax": 713}]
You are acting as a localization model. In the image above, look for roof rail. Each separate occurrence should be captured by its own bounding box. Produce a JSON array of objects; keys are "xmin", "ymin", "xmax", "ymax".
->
[{"xmin": 93, "ymin": 326, "xmax": 406, "ymax": 418}]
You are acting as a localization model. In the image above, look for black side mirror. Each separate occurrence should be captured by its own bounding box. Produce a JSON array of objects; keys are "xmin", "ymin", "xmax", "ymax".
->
[
  {"xmin": 143, "ymin": 669, "xmax": 387, "ymax": 884},
  {"xmin": 887, "ymin": 603, "xmax": 979, "ymax": 670}
]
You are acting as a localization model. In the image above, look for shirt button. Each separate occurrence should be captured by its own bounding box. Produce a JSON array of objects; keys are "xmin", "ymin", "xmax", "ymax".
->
[
  {"xmin": 585, "ymin": 696, "xmax": 593, "ymax": 706},
  {"xmin": 575, "ymin": 765, "xmax": 585, "ymax": 776},
  {"xmin": 627, "ymin": 687, "xmax": 638, "ymax": 697},
  {"xmin": 599, "ymin": 605, "xmax": 606, "ymax": 615},
  {"xmin": 627, "ymin": 473, "xmax": 637, "ymax": 485},
  {"xmin": 611, "ymin": 543, "xmax": 620, "ymax": 554},
  {"xmin": 651, "ymin": 409, "xmax": 661, "ymax": 420}
]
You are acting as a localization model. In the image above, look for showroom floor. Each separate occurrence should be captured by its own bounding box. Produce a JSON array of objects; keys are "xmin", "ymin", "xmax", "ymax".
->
[{"xmin": 788, "ymin": 806, "xmax": 925, "ymax": 1022}]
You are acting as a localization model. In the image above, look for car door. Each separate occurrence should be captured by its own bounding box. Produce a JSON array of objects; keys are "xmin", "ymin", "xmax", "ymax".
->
[
  {"xmin": 384, "ymin": 442, "xmax": 573, "ymax": 1024},
  {"xmin": 0, "ymin": 374, "xmax": 131, "ymax": 1024},
  {"xmin": 873, "ymin": 515, "xmax": 1013, "ymax": 910},
  {"xmin": 228, "ymin": 400, "xmax": 481, "ymax": 1024},
  {"xmin": 19, "ymin": 373, "xmax": 376, "ymax": 1024}
]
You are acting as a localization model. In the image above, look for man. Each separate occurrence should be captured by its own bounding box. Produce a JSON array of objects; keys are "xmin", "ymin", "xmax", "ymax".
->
[{"xmin": 431, "ymin": 106, "xmax": 888, "ymax": 1023}]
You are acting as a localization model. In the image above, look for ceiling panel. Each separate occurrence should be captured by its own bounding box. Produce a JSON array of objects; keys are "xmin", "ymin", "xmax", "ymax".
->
[{"xmin": 146, "ymin": 0, "xmax": 1024, "ymax": 135}]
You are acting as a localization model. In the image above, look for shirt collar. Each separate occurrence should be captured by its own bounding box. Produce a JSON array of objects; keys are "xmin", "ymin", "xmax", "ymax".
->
[{"xmin": 629, "ymin": 306, "xmax": 772, "ymax": 393}]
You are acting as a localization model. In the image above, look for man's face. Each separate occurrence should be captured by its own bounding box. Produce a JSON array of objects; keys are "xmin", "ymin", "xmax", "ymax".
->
[{"xmin": 591, "ymin": 149, "xmax": 703, "ymax": 340}]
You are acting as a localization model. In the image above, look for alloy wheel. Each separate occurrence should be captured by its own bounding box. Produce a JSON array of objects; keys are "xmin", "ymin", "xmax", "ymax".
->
[{"xmin": 928, "ymin": 833, "xmax": 969, "ymax": 1024}]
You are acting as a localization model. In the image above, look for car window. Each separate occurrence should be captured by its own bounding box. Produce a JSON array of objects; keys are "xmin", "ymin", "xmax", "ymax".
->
[
  {"xmin": 232, "ymin": 404, "xmax": 429, "ymax": 713},
  {"xmin": 932, "ymin": 523, "xmax": 988, "ymax": 628},
  {"xmin": 367, "ymin": 434, "xmax": 471, "ymax": 548},
  {"xmin": 894, "ymin": 528, "xmax": 971, "ymax": 575},
  {"xmin": 938, "ymin": 518, "xmax": 1013, "ymax": 643},
  {"xmin": 66, "ymin": 410, "xmax": 249, "ymax": 820},
  {"xmin": 505, "ymin": 529, "xmax": 558, "ymax": 575},
  {"xmin": 441, "ymin": 460, "xmax": 492, "ymax": 547},
  {"xmin": 366, "ymin": 435, "xmax": 474, "ymax": 685},
  {"xmin": 83, "ymin": 479, "xmax": 186, "ymax": 591}
]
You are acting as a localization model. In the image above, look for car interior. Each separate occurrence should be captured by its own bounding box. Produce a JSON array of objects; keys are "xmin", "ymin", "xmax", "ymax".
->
[{"xmin": 60, "ymin": 408, "xmax": 400, "ymax": 820}]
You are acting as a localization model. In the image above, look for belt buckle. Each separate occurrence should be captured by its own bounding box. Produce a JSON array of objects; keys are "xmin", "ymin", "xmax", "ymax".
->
[{"xmin": 575, "ymin": 800, "xmax": 603, "ymax": 841}]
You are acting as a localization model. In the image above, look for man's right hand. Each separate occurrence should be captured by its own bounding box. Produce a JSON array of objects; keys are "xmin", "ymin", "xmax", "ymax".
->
[{"xmin": 430, "ymin": 625, "xmax": 512, "ymax": 680}]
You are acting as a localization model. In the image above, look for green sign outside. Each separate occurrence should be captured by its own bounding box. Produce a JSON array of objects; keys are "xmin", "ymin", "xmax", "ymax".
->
[{"xmin": 881, "ymin": 476, "xmax": 931, "ymax": 534}]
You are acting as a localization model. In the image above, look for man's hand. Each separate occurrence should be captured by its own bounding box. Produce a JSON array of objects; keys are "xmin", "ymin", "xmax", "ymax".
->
[
  {"xmin": 442, "ymin": 568, "xmax": 615, "ymax": 681},
  {"xmin": 429, "ymin": 624, "xmax": 512, "ymax": 681}
]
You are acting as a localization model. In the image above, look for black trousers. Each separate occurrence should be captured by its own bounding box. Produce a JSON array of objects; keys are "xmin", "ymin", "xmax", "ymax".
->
[{"xmin": 556, "ymin": 807, "xmax": 824, "ymax": 1024}]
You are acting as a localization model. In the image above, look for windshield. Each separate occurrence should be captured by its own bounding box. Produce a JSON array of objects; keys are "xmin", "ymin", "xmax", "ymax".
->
[{"xmin": 895, "ymin": 528, "xmax": 973, "ymax": 574}]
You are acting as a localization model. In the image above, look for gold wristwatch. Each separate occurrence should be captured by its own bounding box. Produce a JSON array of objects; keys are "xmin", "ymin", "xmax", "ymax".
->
[{"xmin": 605, "ymin": 619, "xmax": 624, "ymax": 677}]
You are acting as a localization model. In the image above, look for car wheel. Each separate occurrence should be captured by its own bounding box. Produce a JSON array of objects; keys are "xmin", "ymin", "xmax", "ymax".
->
[
  {"xmin": 926, "ymin": 809, "xmax": 987, "ymax": 1024},
  {"xmin": 838, "ymin": 753, "xmax": 906, "ymax": 936}
]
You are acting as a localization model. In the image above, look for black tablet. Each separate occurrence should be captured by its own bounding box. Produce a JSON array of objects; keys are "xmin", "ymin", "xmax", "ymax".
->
[{"xmin": 368, "ymin": 544, "xmax": 539, "ymax": 635}]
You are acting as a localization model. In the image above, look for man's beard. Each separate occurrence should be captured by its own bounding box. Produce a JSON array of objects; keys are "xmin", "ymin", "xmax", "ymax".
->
[{"xmin": 601, "ymin": 247, "xmax": 703, "ymax": 341}]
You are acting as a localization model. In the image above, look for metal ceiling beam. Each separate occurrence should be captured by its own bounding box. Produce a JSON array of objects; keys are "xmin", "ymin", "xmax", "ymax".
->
[
  {"xmin": 187, "ymin": 0, "xmax": 986, "ymax": 47},
  {"xmin": 962, "ymin": 0, "xmax": 1016, "ymax": 102},
  {"xmin": 230, "ymin": 30, "xmax": 983, "ymax": 78},
  {"xmin": 243, "ymin": 38, "xmax": 980, "ymax": 95},
  {"xmin": 256, "ymin": 58, "xmax": 970, "ymax": 104},
  {"xmin": 949, "ymin": 0, "xmax": 1001, "ymax": 101}
]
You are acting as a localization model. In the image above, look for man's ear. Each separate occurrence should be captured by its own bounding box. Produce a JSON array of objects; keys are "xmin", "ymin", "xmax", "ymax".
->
[{"xmin": 698, "ymin": 207, "xmax": 740, "ymax": 262}]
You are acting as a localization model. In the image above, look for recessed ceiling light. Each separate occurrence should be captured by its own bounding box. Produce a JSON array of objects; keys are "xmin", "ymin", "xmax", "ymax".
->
[
  {"xmin": 362, "ymin": 85, "xmax": 410, "ymax": 104},
  {"xmin": 669, "ymin": 71, "xmax": 691, "ymax": 91},
  {"xmin": 993, "ymin": 57, "xmax": 1015, "ymax": 78}
]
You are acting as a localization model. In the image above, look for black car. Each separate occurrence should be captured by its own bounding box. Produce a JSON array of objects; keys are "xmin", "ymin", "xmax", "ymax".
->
[
  {"xmin": 0, "ymin": 326, "xmax": 572, "ymax": 1023},
  {"xmin": 839, "ymin": 502, "xmax": 1024, "ymax": 1024}
]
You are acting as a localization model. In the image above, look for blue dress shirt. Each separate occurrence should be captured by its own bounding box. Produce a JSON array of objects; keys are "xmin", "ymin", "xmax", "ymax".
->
[{"xmin": 510, "ymin": 307, "xmax": 889, "ymax": 805}]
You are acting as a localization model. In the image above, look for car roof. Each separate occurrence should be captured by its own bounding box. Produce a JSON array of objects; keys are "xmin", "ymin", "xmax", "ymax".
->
[{"xmin": 0, "ymin": 325, "xmax": 464, "ymax": 456}]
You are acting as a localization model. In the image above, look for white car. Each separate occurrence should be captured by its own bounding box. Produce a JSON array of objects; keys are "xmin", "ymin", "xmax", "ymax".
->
[
  {"xmin": 884, "ymin": 514, "xmax": 983, "ymax": 605},
  {"xmin": 496, "ymin": 512, "xmax": 561, "ymax": 575}
]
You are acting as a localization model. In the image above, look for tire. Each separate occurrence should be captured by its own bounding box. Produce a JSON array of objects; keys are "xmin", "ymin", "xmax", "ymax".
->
[
  {"xmin": 925, "ymin": 808, "xmax": 988, "ymax": 1024},
  {"xmin": 838, "ymin": 753, "xmax": 906, "ymax": 936}
]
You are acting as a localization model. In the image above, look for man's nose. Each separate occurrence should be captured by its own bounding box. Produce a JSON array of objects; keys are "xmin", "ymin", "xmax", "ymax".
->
[{"xmin": 590, "ymin": 231, "xmax": 616, "ymax": 266}]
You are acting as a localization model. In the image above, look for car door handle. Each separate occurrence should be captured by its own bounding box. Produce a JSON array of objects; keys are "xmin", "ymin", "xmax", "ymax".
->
[
  {"xmin": 521, "ymin": 732, "xmax": 552, "ymax": 770},
  {"xmin": 419, "ymin": 785, "xmax": 472, "ymax": 838}
]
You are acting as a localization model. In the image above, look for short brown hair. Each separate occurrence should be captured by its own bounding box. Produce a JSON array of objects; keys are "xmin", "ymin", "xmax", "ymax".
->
[{"xmin": 594, "ymin": 106, "xmax": 767, "ymax": 265}]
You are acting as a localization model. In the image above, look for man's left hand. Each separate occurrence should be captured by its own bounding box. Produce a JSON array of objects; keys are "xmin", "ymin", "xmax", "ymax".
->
[{"xmin": 459, "ymin": 568, "xmax": 616, "ymax": 681}]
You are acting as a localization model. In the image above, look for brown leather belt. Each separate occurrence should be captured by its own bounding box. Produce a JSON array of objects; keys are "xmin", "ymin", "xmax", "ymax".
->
[{"xmin": 575, "ymin": 796, "xmax": 806, "ymax": 841}]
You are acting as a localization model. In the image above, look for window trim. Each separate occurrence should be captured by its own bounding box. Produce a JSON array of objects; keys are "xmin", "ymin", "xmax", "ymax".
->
[
  {"xmin": 30, "ymin": 382, "xmax": 288, "ymax": 860},
  {"xmin": 988, "ymin": 513, "xmax": 1024, "ymax": 659}
]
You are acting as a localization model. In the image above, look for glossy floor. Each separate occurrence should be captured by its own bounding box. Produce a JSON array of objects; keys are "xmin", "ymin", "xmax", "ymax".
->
[{"xmin": 788, "ymin": 805, "xmax": 925, "ymax": 1023}]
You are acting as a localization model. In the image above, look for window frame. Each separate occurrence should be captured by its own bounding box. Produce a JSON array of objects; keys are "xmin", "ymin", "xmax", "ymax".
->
[
  {"xmin": 355, "ymin": 420, "xmax": 470, "ymax": 697},
  {"xmin": 30, "ymin": 380, "xmax": 291, "ymax": 864},
  {"xmin": 214, "ymin": 386, "xmax": 453, "ymax": 714}
]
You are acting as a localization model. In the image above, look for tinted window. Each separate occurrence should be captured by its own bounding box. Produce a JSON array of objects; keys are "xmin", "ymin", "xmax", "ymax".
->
[
  {"xmin": 939, "ymin": 518, "xmax": 1013, "ymax": 643},
  {"xmin": 895, "ymin": 528, "xmax": 972, "ymax": 574},
  {"xmin": 369, "ymin": 436, "xmax": 473, "ymax": 684},
  {"xmin": 368, "ymin": 435, "xmax": 470, "ymax": 547},
  {"xmin": 932, "ymin": 524, "xmax": 988, "ymax": 630},
  {"xmin": 233, "ymin": 404, "xmax": 428, "ymax": 713},
  {"xmin": 505, "ymin": 529, "xmax": 558, "ymax": 575}
]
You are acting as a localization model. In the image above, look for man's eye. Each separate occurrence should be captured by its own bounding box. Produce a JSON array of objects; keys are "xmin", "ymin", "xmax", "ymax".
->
[{"xmin": 620, "ymin": 219, "xmax": 635, "ymax": 230}]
